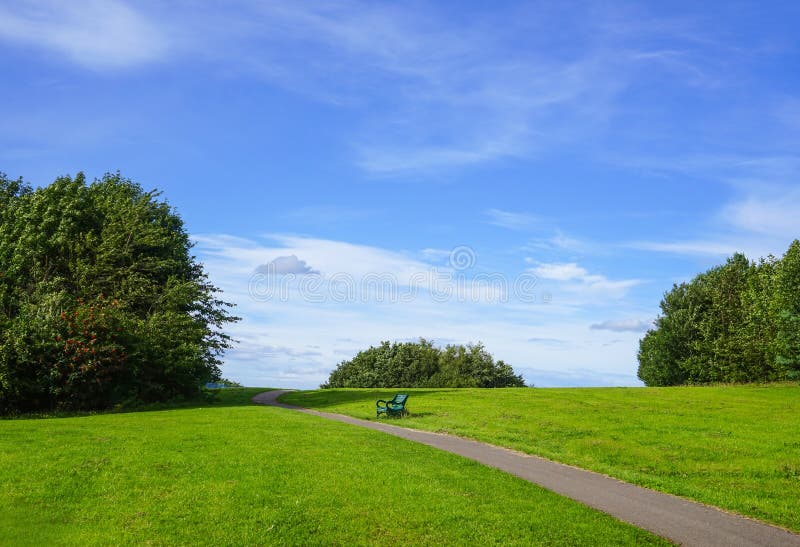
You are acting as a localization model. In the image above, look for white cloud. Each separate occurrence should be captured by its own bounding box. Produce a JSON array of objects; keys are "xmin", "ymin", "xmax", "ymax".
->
[
  {"xmin": 590, "ymin": 319, "xmax": 651, "ymax": 333},
  {"xmin": 523, "ymin": 231, "xmax": 601, "ymax": 260},
  {"xmin": 255, "ymin": 255, "xmax": 319, "ymax": 275},
  {"xmin": 620, "ymin": 151, "xmax": 800, "ymax": 259},
  {"xmin": 548, "ymin": 232, "xmax": 592, "ymax": 252},
  {"xmin": 532, "ymin": 262, "xmax": 589, "ymax": 281},
  {"xmin": 259, "ymin": 234, "xmax": 432, "ymax": 285},
  {"xmin": 128, "ymin": 2, "xmax": 642, "ymax": 174},
  {"xmin": 232, "ymin": 339, "xmax": 322, "ymax": 362},
  {"xmin": 719, "ymin": 190, "xmax": 800, "ymax": 237},
  {"xmin": 4, "ymin": 2, "xmax": 770, "ymax": 177},
  {"xmin": 195, "ymin": 233, "xmax": 513, "ymax": 309},
  {"xmin": 0, "ymin": 0, "xmax": 168, "ymax": 69},
  {"xmin": 530, "ymin": 262, "xmax": 642, "ymax": 298},
  {"xmin": 629, "ymin": 234, "xmax": 795, "ymax": 262},
  {"xmin": 354, "ymin": 134, "xmax": 529, "ymax": 175},
  {"xmin": 631, "ymin": 181, "xmax": 800, "ymax": 260},
  {"xmin": 527, "ymin": 337, "xmax": 569, "ymax": 347},
  {"xmin": 484, "ymin": 209, "xmax": 539, "ymax": 230},
  {"xmin": 629, "ymin": 240, "xmax": 739, "ymax": 257},
  {"xmin": 420, "ymin": 248, "xmax": 453, "ymax": 262}
]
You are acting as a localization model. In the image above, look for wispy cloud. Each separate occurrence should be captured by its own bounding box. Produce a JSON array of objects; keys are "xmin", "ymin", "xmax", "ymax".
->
[
  {"xmin": 484, "ymin": 209, "xmax": 540, "ymax": 230},
  {"xmin": 6, "ymin": 1, "xmax": 784, "ymax": 178},
  {"xmin": 233, "ymin": 340, "xmax": 323, "ymax": 362},
  {"xmin": 530, "ymin": 261, "xmax": 642, "ymax": 298},
  {"xmin": 130, "ymin": 3, "xmax": 643, "ymax": 173},
  {"xmin": 629, "ymin": 240, "xmax": 739, "ymax": 257},
  {"xmin": 590, "ymin": 319, "xmax": 651, "ymax": 333},
  {"xmin": 420, "ymin": 248, "xmax": 453, "ymax": 262},
  {"xmin": 625, "ymin": 153, "xmax": 800, "ymax": 259},
  {"xmin": 0, "ymin": 0, "xmax": 168, "ymax": 69},
  {"xmin": 719, "ymin": 190, "xmax": 800, "ymax": 237},
  {"xmin": 522, "ymin": 231, "xmax": 604, "ymax": 262},
  {"xmin": 531, "ymin": 262, "xmax": 590, "ymax": 281},
  {"xmin": 527, "ymin": 337, "xmax": 570, "ymax": 347}
]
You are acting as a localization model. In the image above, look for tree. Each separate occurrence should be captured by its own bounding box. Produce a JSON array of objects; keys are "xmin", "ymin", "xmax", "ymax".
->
[
  {"xmin": 775, "ymin": 241, "xmax": 800, "ymax": 379},
  {"xmin": 638, "ymin": 242, "xmax": 800, "ymax": 386},
  {"xmin": 323, "ymin": 339, "xmax": 440, "ymax": 388},
  {"xmin": 740, "ymin": 256, "xmax": 781, "ymax": 380},
  {"xmin": 322, "ymin": 339, "xmax": 526, "ymax": 388},
  {"xmin": 435, "ymin": 342, "xmax": 525, "ymax": 387},
  {"xmin": 691, "ymin": 254, "xmax": 753, "ymax": 383},
  {"xmin": 637, "ymin": 282, "xmax": 696, "ymax": 386},
  {"xmin": 0, "ymin": 172, "xmax": 238, "ymax": 412}
]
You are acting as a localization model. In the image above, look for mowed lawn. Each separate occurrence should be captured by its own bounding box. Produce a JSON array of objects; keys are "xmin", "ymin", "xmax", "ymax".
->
[
  {"xmin": 0, "ymin": 389, "xmax": 666, "ymax": 546},
  {"xmin": 281, "ymin": 384, "xmax": 800, "ymax": 532}
]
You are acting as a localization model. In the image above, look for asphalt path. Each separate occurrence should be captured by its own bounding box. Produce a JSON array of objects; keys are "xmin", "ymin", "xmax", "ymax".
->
[{"xmin": 253, "ymin": 389, "xmax": 800, "ymax": 547}]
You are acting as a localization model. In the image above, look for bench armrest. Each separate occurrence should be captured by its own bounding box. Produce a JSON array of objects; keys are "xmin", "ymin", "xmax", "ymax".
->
[{"xmin": 376, "ymin": 399, "xmax": 388, "ymax": 408}]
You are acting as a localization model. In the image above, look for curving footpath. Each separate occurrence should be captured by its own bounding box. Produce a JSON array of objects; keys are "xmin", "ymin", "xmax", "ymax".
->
[{"xmin": 253, "ymin": 390, "xmax": 800, "ymax": 547}]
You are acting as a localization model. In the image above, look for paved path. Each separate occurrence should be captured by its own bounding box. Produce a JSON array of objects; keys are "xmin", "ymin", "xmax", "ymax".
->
[{"xmin": 253, "ymin": 390, "xmax": 800, "ymax": 547}]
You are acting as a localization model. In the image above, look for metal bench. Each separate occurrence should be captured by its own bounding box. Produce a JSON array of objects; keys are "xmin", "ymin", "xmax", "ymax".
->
[{"xmin": 376, "ymin": 393, "xmax": 409, "ymax": 418}]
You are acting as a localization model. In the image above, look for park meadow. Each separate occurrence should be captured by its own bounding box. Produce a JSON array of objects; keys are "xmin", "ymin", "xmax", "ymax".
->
[{"xmin": 2, "ymin": 383, "xmax": 798, "ymax": 545}]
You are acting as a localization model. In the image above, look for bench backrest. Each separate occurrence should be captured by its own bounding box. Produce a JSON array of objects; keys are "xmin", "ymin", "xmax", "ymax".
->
[{"xmin": 391, "ymin": 393, "xmax": 409, "ymax": 406}]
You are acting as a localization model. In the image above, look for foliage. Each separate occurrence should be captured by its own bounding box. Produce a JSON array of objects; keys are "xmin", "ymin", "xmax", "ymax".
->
[
  {"xmin": 775, "ymin": 241, "xmax": 800, "ymax": 379},
  {"xmin": 0, "ymin": 393, "xmax": 665, "ymax": 546},
  {"xmin": 283, "ymin": 383, "xmax": 800, "ymax": 532},
  {"xmin": 322, "ymin": 339, "xmax": 526, "ymax": 388},
  {"xmin": 638, "ymin": 242, "xmax": 800, "ymax": 386},
  {"xmin": 217, "ymin": 378, "xmax": 243, "ymax": 387},
  {"xmin": 0, "ymin": 172, "xmax": 238, "ymax": 412}
]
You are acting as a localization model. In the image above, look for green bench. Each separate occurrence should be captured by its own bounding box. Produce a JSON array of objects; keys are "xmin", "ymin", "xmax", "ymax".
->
[{"xmin": 376, "ymin": 393, "xmax": 409, "ymax": 418}]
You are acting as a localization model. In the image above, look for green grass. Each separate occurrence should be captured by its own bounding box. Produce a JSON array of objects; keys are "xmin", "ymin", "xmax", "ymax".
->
[
  {"xmin": 0, "ymin": 388, "xmax": 666, "ymax": 546},
  {"xmin": 281, "ymin": 384, "xmax": 800, "ymax": 532},
  {"xmin": 1, "ymin": 387, "xmax": 270, "ymax": 420}
]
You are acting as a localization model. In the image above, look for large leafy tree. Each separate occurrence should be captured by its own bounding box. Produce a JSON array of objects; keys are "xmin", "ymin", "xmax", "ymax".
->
[
  {"xmin": 638, "ymin": 242, "xmax": 800, "ymax": 386},
  {"xmin": 0, "ymin": 172, "xmax": 238, "ymax": 412},
  {"xmin": 637, "ymin": 282, "xmax": 698, "ymax": 386}
]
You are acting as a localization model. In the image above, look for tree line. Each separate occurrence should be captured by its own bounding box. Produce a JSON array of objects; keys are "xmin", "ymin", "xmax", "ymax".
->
[
  {"xmin": 0, "ymin": 172, "xmax": 238, "ymax": 413},
  {"xmin": 638, "ymin": 241, "xmax": 800, "ymax": 386},
  {"xmin": 323, "ymin": 339, "xmax": 527, "ymax": 388}
]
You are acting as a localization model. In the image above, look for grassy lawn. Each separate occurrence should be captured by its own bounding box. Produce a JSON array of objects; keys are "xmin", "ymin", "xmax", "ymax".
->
[
  {"xmin": 281, "ymin": 384, "xmax": 800, "ymax": 532},
  {"xmin": 0, "ymin": 388, "xmax": 665, "ymax": 546}
]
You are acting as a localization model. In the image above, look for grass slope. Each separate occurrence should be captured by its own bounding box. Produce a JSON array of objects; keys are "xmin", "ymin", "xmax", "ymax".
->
[
  {"xmin": 0, "ymin": 389, "xmax": 665, "ymax": 546},
  {"xmin": 281, "ymin": 384, "xmax": 800, "ymax": 532}
]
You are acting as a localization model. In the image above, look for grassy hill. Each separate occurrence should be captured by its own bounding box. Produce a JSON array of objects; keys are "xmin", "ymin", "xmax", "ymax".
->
[
  {"xmin": 0, "ymin": 389, "xmax": 664, "ymax": 545},
  {"xmin": 282, "ymin": 384, "xmax": 800, "ymax": 532}
]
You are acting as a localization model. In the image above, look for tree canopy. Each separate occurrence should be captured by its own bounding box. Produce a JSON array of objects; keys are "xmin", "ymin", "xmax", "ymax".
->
[
  {"xmin": 323, "ymin": 339, "xmax": 526, "ymax": 388},
  {"xmin": 0, "ymin": 172, "xmax": 238, "ymax": 412},
  {"xmin": 638, "ymin": 241, "xmax": 800, "ymax": 386}
]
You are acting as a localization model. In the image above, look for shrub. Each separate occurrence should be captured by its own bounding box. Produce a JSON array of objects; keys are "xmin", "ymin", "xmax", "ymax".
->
[{"xmin": 322, "ymin": 339, "xmax": 526, "ymax": 388}]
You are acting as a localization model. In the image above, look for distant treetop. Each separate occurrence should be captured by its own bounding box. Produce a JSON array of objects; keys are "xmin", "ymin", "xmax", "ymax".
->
[{"xmin": 323, "ymin": 338, "xmax": 526, "ymax": 388}]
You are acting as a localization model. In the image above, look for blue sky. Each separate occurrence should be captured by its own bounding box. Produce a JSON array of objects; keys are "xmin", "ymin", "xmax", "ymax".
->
[{"xmin": 1, "ymin": 1, "xmax": 799, "ymax": 388}]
